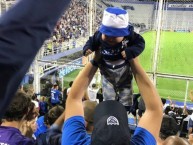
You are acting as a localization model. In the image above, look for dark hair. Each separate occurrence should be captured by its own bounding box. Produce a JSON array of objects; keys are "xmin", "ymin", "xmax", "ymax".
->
[
  {"xmin": 44, "ymin": 105, "xmax": 64, "ymax": 125},
  {"xmin": 31, "ymin": 93, "xmax": 37, "ymax": 100},
  {"xmin": 163, "ymin": 136, "xmax": 190, "ymax": 145},
  {"xmin": 160, "ymin": 115, "xmax": 178, "ymax": 140},
  {"xmin": 187, "ymin": 109, "xmax": 193, "ymax": 115},
  {"xmin": 177, "ymin": 108, "xmax": 183, "ymax": 116},
  {"xmin": 53, "ymin": 84, "xmax": 58, "ymax": 89},
  {"xmin": 161, "ymin": 98, "xmax": 166, "ymax": 105},
  {"xmin": 3, "ymin": 91, "xmax": 31, "ymax": 121},
  {"xmin": 25, "ymin": 102, "xmax": 39, "ymax": 121},
  {"xmin": 165, "ymin": 106, "xmax": 171, "ymax": 115},
  {"xmin": 69, "ymin": 81, "xmax": 73, "ymax": 87}
]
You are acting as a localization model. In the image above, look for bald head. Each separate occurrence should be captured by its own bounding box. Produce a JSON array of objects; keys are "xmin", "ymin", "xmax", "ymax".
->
[
  {"xmin": 83, "ymin": 100, "xmax": 98, "ymax": 124},
  {"xmin": 163, "ymin": 136, "xmax": 190, "ymax": 145}
]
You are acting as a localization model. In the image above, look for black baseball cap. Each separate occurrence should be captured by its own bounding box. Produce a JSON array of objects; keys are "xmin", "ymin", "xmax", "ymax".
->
[{"xmin": 91, "ymin": 100, "xmax": 130, "ymax": 145}]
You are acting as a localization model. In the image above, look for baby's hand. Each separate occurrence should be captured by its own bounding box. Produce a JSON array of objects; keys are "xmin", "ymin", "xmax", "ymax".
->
[
  {"xmin": 121, "ymin": 50, "xmax": 126, "ymax": 59},
  {"xmin": 85, "ymin": 49, "xmax": 93, "ymax": 56}
]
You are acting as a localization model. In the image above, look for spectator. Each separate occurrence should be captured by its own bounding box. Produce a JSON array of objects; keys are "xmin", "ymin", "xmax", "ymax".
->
[
  {"xmin": 161, "ymin": 98, "xmax": 167, "ymax": 106},
  {"xmin": 138, "ymin": 97, "xmax": 145, "ymax": 118},
  {"xmin": 67, "ymin": 81, "xmax": 73, "ymax": 95},
  {"xmin": 62, "ymin": 87, "xmax": 68, "ymax": 108},
  {"xmin": 88, "ymin": 83, "xmax": 99, "ymax": 101},
  {"xmin": 34, "ymin": 116, "xmax": 48, "ymax": 138},
  {"xmin": 188, "ymin": 115, "xmax": 193, "ymax": 135},
  {"xmin": 62, "ymin": 50, "xmax": 163, "ymax": 145},
  {"xmin": 0, "ymin": 0, "xmax": 72, "ymax": 117},
  {"xmin": 130, "ymin": 93, "xmax": 141, "ymax": 122},
  {"xmin": 83, "ymin": 7, "xmax": 145, "ymax": 111},
  {"xmin": 36, "ymin": 105, "xmax": 64, "ymax": 145},
  {"xmin": 83, "ymin": 100, "xmax": 98, "ymax": 134},
  {"xmin": 67, "ymin": 80, "xmax": 89, "ymax": 101},
  {"xmin": 39, "ymin": 96, "xmax": 48, "ymax": 116},
  {"xmin": 164, "ymin": 106, "xmax": 172, "ymax": 115},
  {"xmin": 51, "ymin": 84, "xmax": 62, "ymax": 106},
  {"xmin": 175, "ymin": 107, "xmax": 187, "ymax": 129},
  {"xmin": 157, "ymin": 115, "xmax": 179, "ymax": 144},
  {"xmin": 40, "ymin": 101, "xmax": 97, "ymax": 145},
  {"xmin": 19, "ymin": 101, "xmax": 39, "ymax": 139},
  {"xmin": 184, "ymin": 109, "xmax": 193, "ymax": 124},
  {"xmin": 0, "ymin": 91, "xmax": 35, "ymax": 144},
  {"xmin": 163, "ymin": 136, "xmax": 190, "ymax": 145}
]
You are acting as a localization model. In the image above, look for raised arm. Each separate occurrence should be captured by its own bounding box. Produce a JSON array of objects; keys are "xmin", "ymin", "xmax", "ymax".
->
[
  {"xmin": 0, "ymin": 0, "xmax": 71, "ymax": 118},
  {"xmin": 130, "ymin": 57, "xmax": 163, "ymax": 140},
  {"xmin": 65, "ymin": 56, "xmax": 100, "ymax": 120},
  {"xmin": 46, "ymin": 111, "xmax": 65, "ymax": 145}
]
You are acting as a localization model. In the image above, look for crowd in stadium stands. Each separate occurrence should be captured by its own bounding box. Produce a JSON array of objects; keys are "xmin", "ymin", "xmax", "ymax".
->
[
  {"xmin": 2, "ymin": 73, "xmax": 193, "ymax": 144},
  {"xmin": 43, "ymin": 0, "xmax": 147, "ymax": 56},
  {"xmin": 2, "ymin": 76, "xmax": 193, "ymax": 145},
  {"xmin": 42, "ymin": 0, "xmax": 104, "ymax": 56}
]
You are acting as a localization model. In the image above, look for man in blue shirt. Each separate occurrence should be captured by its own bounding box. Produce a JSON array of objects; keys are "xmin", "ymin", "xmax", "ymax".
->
[
  {"xmin": 51, "ymin": 84, "xmax": 62, "ymax": 106},
  {"xmin": 62, "ymin": 48, "xmax": 163, "ymax": 144}
]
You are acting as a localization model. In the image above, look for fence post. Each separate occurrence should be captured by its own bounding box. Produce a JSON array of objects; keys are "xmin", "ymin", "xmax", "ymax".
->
[
  {"xmin": 152, "ymin": 0, "xmax": 164, "ymax": 85},
  {"xmin": 184, "ymin": 80, "xmax": 189, "ymax": 106}
]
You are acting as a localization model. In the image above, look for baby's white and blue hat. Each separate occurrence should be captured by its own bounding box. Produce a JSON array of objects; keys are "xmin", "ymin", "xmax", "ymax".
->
[{"xmin": 99, "ymin": 7, "xmax": 129, "ymax": 37}]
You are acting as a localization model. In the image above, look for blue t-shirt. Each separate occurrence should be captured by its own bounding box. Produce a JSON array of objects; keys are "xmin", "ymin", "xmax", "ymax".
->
[
  {"xmin": 34, "ymin": 116, "xmax": 48, "ymax": 137},
  {"xmin": 130, "ymin": 127, "xmax": 156, "ymax": 145},
  {"xmin": 62, "ymin": 116, "xmax": 156, "ymax": 145},
  {"xmin": 51, "ymin": 89, "xmax": 61, "ymax": 104},
  {"xmin": 62, "ymin": 116, "xmax": 91, "ymax": 145},
  {"xmin": 0, "ymin": 126, "xmax": 35, "ymax": 145},
  {"xmin": 39, "ymin": 101, "xmax": 48, "ymax": 114}
]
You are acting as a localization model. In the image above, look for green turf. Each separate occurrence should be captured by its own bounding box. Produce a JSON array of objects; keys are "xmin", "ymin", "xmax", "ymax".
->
[
  {"xmin": 63, "ymin": 69, "xmax": 81, "ymax": 87},
  {"xmin": 63, "ymin": 31, "xmax": 193, "ymax": 102},
  {"xmin": 139, "ymin": 31, "xmax": 193, "ymax": 101}
]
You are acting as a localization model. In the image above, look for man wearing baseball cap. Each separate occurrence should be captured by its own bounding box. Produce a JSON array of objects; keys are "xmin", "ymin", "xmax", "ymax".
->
[
  {"xmin": 62, "ymin": 46, "xmax": 163, "ymax": 145},
  {"xmin": 83, "ymin": 7, "xmax": 145, "ymax": 111}
]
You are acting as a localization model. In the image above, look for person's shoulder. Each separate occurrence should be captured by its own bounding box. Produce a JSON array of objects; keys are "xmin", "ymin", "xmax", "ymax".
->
[
  {"xmin": 0, "ymin": 126, "xmax": 21, "ymax": 137},
  {"xmin": 19, "ymin": 137, "xmax": 35, "ymax": 145},
  {"xmin": 63, "ymin": 116, "xmax": 90, "ymax": 145},
  {"xmin": 65, "ymin": 116, "xmax": 85, "ymax": 124},
  {"xmin": 15, "ymin": 130, "xmax": 34, "ymax": 142},
  {"xmin": 131, "ymin": 127, "xmax": 156, "ymax": 145},
  {"xmin": 93, "ymin": 31, "xmax": 102, "ymax": 42},
  {"xmin": 56, "ymin": 90, "xmax": 61, "ymax": 93}
]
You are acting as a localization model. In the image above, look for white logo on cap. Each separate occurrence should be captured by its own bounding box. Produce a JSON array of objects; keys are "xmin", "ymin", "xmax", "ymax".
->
[{"xmin": 107, "ymin": 116, "xmax": 119, "ymax": 125}]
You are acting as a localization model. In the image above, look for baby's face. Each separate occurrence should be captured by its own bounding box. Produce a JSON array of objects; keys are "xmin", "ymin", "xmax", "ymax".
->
[{"xmin": 102, "ymin": 34, "xmax": 124, "ymax": 46}]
